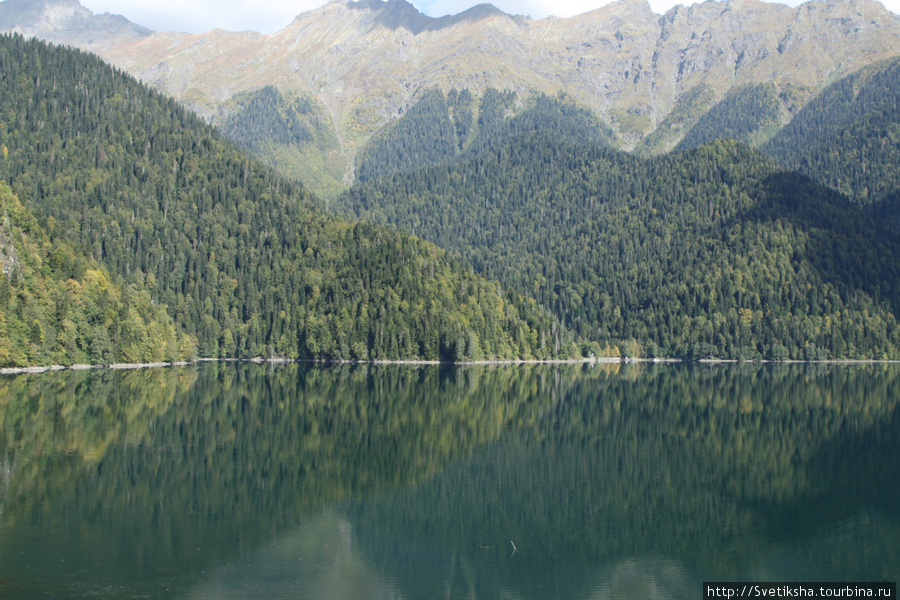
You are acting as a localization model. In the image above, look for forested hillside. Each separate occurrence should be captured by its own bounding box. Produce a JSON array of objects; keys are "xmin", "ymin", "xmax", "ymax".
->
[
  {"xmin": 676, "ymin": 83, "xmax": 787, "ymax": 150},
  {"xmin": 763, "ymin": 58, "xmax": 900, "ymax": 224},
  {"xmin": 355, "ymin": 89, "xmax": 617, "ymax": 182},
  {"xmin": 0, "ymin": 183, "xmax": 193, "ymax": 366},
  {"xmin": 339, "ymin": 132, "xmax": 900, "ymax": 360},
  {"xmin": 634, "ymin": 83, "xmax": 717, "ymax": 156},
  {"xmin": 218, "ymin": 86, "xmax": 347, "ymax": 199},
  {"xmin": 0, "ymin": 34, "xmax": 572, "ymax": 365}
]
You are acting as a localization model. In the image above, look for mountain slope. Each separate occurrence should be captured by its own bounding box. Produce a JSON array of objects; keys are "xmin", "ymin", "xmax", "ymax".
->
[
  {"xmin": 0, "ymin": 182, "xmax": 193, "ymax": 366},
  {"xmin": 338, "ymin": 134, "xmax": 900, "ymax": 360},
  {"xmin": 763, "ymin": 57, "xmax": 900, "ymax": 225},
  {"xmin": 219, "ymin": 86, "xmax": 348, "ymax": 197},
  {"xmin": 0, "ymin": 33, "xmax": 572, "ymax": 365},
  {"xmin": 675, "ymin": 83, "xmax": 787, "ymax": 150},
  {"xmin": 355, "ymin": 88, "xmax": 616, "ymax": 182},
  {"xmin": 8, "ymin": 0, "xmax": 898, "ymax": 193},
  {"xmin": 0, "ymin": 0, "xmax": 150, "ymax": 50}
]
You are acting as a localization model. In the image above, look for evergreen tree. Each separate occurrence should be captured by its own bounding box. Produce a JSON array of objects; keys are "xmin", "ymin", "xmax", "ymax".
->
[
  {"xmin": 339, "ymin": 131, "xmax": 900, "ymax": 360},
  {"xmin": 764, "ymin": 57, "xmax": 900, "ymax": 226},
  {"xmin": 0, "ymin": 34, "xmax": 569, "ymax": 365}
]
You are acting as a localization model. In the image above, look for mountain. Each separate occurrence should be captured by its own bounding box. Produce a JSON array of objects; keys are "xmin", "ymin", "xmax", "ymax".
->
[
  {"xmin": 4, "ymin": 1, "xmax": 900, "ymax": 364},
  {"xmin": 337, "ymin": 113, "xmax": 900, "ymax": 360},
  {"xmin": 219, "ymin": 85, "xmax": 349, "ymax": 198},
  {"xmin": 763, "ymin": 56, "xmax": 900, "ymax": 227},
  {"xmin": 673, "ymin": 82, "xmax": 787, "ymax": 150},
  {"xmin": 5, "ymin": 0, "xmax": 898, "ymax": 195},
  {"xmin": 0, "ymin": 34, "xmax": 572, "ymax": 366},
  {"xmin": 355, "ymin": 88, "xmax": 616, "ymax": 182},
  {"xmin": 0, "ymin": 0, "xmax": 150, "ymax": 50}
]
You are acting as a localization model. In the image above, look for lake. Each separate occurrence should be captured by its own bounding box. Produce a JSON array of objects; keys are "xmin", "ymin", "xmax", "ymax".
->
[{"xmin": 0, "ymin": 362, "xmax": 897, "ymax": 599}]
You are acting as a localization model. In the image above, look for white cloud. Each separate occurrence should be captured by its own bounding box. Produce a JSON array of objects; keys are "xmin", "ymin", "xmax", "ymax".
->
[{"xmin": 79, "ymin": 0, "xmax": 900, "ymax": 33}]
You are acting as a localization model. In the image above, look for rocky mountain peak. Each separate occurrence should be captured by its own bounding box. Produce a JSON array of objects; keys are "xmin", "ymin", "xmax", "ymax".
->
[
  {"xmin": 0, "ymin": 0, "xmax": 80, "ymax": 28},
  {"xmin": 336, "ymin": 0, "xmax": 516, "ymax": 34},
  {"xmin": 0, "ymin": 0, "xmax": 151, "ymax": 49},
  {"xmin": 597, "ymin": 0, "xmax": 656, "ymax": 18}
]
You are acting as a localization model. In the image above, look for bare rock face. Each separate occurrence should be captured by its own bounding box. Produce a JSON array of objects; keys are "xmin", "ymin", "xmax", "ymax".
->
[
  {"xmin": 0, "ymin": 0, "xmax": 151, "ymax": 51},
  {"xmin": 5, "ymin": 0, "xmax": 900, "ymax": 168}
]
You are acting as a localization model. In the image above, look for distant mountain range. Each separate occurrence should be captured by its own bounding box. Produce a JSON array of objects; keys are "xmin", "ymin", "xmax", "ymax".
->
[
  {"xmin": 3, "ymin": 0, "xmax": 899, "ymax": 195},
  {"xmin": 0, "ymin": 0, "xmax": 150, "ymax": 50}
]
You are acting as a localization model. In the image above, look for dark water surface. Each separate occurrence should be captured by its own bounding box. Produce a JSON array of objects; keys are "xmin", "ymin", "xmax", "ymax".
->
[{"xmin": 0, "ymin": 362, "xmax": 897, "ymax": 599}]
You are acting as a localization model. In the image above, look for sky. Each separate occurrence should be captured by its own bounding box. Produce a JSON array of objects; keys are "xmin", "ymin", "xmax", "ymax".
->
[{"xmin": 77, "ymin": 0, "xmax": 900, "ymax": 34}]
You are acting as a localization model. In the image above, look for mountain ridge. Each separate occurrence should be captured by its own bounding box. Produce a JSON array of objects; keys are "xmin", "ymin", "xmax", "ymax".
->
[
  {"xmin": 4, "ymin": 0, "xmax": 900, "ymax": 192},
  {"xmin": 344, "ymin": 0, "xmax": 524, "ymax": 33},
  {"xmin": 0, "ymin": 0, "xmax": 151, "ymax": 50}
]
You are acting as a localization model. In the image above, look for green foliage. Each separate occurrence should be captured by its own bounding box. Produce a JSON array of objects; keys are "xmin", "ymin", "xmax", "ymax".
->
[
  {"xmin": 763, "ymin": 57, "xmax": 900, "ymax": 226},
  {"xmin": 339, "ymin": 133, "xmax": 900, "ymax": 360},
  {"xmin": 0, "ymin": 33, "xmax": 567, "ymax": 364},
  {"xmin": 356, "ymin": 88, "xmax": 459, "ymax": 182},
  {"xmin": 447, "ymin": 87, "xmax": 474, "ymax": 149},
  {"xmin": 635, "ymin": 83, "xmax": 717, "ymax": 155},
  {"xmin": 221, "ymin": 85, "xmax": 317, "ymax": 149},
  {"xmin": 355, "ymin": 88, "xmax": 616, "ymax": 182},
  {"xmin": 469, "ymin": 90, "xmax": 618, "ymax": 155},
  {"xmin": 676, "ymin": 83, "xmax": 784, "ymax": 150},
  {"xmin": 0, "ymin": 183, "xmax": 192, "ymax": 366},
  {"xmin": 219, "ymin": 86, "xmax": 347, "ymax": 198}
]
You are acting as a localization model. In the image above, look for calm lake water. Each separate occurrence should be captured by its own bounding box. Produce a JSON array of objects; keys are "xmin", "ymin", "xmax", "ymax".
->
[{"xmin": 0, "ymin": 362, "xmax": 897, "ymax": 599}]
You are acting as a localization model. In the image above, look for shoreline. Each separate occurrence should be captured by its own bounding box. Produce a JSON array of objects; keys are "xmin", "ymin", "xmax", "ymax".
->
[{"xmin": 2, "ymin": 356, "xmax": 899, "ymax": 376}]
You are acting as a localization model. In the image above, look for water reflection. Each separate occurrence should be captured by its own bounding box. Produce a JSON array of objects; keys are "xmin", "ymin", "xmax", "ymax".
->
[
  {"xmin": 185, "ymin": 510, "xmax": 404, "ymax": 600},
  {"xmin": 343, "ymin": 363, "xmax": 900, "ymax": 599},
  {"xmin": 0, "ymin": 363, "xmax": 898, "ymax": 599}
]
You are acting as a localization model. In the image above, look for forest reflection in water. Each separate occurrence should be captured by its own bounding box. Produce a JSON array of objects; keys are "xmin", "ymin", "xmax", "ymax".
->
[{"xmin": 0, "ymin": 362, "xmax": 898, "ymax": 599}]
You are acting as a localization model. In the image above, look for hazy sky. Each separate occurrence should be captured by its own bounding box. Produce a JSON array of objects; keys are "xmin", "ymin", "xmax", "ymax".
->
[{"xmin": 77, "ymin": 0, "xmax": 899, "ymax": 34}]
